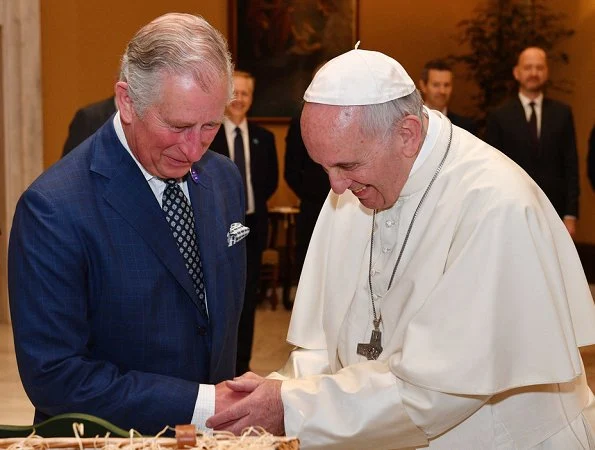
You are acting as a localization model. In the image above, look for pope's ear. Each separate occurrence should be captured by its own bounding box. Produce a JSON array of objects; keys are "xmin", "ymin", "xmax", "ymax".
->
[
  {"xmin": 115, "ymin": 81, "xmax": 134, "ymax": 124},
  {"xmin": 397, "ymin": 115, "xmax": 423, "ymax": 158}
]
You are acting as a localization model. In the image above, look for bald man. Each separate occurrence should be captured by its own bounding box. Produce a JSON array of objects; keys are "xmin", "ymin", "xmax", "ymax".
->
[{"xmin": 486, "ymin": 46, "xmax": 579, "ymax": 237}]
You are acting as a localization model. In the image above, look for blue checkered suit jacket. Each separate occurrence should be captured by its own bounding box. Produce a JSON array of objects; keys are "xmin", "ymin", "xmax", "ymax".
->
[{"xmin": 8, "ymin": 118, "xmax": 246, "ymax": 434}]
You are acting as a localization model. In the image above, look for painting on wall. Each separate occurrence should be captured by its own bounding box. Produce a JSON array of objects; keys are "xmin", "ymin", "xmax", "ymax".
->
[{"xmin": 229, "ymin": 0, "xmax": 359, "ymax": 121}]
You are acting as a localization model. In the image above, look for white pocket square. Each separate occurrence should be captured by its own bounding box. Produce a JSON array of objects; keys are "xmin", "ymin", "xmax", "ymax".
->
[{"xmin": 227, "ymin": 222, "xmax": 250, "ymax": 247}]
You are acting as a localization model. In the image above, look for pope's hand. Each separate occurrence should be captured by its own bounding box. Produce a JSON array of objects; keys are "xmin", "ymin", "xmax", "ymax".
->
[
  {"xmin": 207, "ymin": 376, "xmax": 284, "ymax": 436},
  {"xmin": 214, "ymin": 378, "xmax": 249, "ymax": 414}
]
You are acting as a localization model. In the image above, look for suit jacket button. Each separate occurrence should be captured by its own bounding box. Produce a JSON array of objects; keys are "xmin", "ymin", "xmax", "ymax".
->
[{"xmin": 197, "ymin": 326, "xmax": 207, "ymax": 336}]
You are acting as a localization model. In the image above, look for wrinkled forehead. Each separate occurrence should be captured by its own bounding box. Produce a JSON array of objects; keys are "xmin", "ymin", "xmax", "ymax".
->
[
  {"xmin": 300, "ymin": 103, "xmax": 366, "ymax": 162},
  {"xmin": 302, "ymin": 104, "xmax": 358, "ymax": 139}
]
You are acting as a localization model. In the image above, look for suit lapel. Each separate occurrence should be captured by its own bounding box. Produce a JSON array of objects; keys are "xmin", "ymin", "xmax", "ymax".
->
[
  {"xmin": 188, "ymin": 155, "xmax": 230, "ymax": 363},
  {"xmin": 188, "ymin": 162, "xmax": 217, "ymax": 314},
  {"xmin": 512, "ymin": 98, "xmax": 541, "ymax": 157},
  {"xmin": 91, "ymin": 123, "xmax": 199, "ymax": 308},
  {"xmin": 540, "ymin": 98, "xmax": 553, "ymax": 148},
  {"xmin": 512, "ymin": 98, "xmax": 529, "ymax": 137},
  {"xmin": 247, "ymin": 123, "xmax": 259, "ymax": 176},
  {"xmin": 211, "ymin": 127, "xmax": 231, "ymax": 157}
]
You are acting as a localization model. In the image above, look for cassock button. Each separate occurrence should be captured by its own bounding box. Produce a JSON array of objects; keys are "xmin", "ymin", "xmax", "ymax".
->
[{"xmin": 197, "ymin": 326, "xmax": 207, "ymax": 336}]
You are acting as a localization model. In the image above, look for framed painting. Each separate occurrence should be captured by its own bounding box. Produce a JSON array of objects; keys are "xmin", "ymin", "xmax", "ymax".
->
[{"xmin": 228, "ymin": 0, "xmax": 359, "ymax": 122}]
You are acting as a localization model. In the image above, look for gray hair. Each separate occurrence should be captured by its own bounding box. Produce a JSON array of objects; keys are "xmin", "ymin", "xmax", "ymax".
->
[
  {"xmin": 358, "ymin": 89, "xmax": 425, "ymax": 140},
  {"xmin": 119, "ymin": 13, "xmax": 234, "ymax": 115}
]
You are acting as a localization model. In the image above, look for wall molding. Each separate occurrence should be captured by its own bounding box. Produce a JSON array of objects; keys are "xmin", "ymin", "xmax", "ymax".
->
[{"xmin": 0, "ymin": 0, "xmax": 43, "ymax": 323}]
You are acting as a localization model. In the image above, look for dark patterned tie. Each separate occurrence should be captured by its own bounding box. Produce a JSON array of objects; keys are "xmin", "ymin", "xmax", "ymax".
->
[
  {"xmin": 234, "ymin": 127, "xmax": 248, "ymax": 200},
  {"xmin": 528, "ymin": 101, "xmax": 539, "ymax": 150},
  {"xmin": 162, "ymin": 179, "xmax": 208, "ymax": 318}
]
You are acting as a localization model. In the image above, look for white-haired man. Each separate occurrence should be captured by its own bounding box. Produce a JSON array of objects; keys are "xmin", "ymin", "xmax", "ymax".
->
[{"xmin": 207, "ymin": 47, "xmax": 595, "ymax": 449}]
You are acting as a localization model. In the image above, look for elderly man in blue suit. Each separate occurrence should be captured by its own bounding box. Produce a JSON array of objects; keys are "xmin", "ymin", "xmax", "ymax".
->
[{"xmin": 9, "ymin": 13, "xmax": 247, "ymax": 435}]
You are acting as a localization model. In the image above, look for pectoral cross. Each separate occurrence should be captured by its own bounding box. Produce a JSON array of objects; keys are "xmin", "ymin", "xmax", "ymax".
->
[{"xmin": 357, "ymin": 318, "xmax": 383, "ymax": 360}]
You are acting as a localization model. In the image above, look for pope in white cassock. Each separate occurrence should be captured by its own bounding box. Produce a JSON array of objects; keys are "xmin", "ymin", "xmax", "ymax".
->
[{"xmin": 207, "ymin": 47, "xmax": 595, "ymax": 449}]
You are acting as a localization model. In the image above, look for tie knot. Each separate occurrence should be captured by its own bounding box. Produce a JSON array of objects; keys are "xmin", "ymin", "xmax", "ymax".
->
[
  {"xmin": 529, "ymin": 101, "xmax": 536, "ymax": 109},
  {"xmin": 164, "ymin": 178, "xmax": 179, "ymax": 186},
  {"xmin": 235, "ymin": 127, "xmax": 242, "ymax": 136}
]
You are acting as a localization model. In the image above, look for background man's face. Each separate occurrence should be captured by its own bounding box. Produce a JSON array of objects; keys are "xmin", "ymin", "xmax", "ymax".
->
[
  {"xmin": 226, "ymin": 75, "xmax": 254, "ymax": 122},
  {"xmin": 514, "ymin": 48, "xmax": 549, "ymax": 95},
  {"xmin": 419, "ymin": 69, "xmax": 453, "ymax": 112}
]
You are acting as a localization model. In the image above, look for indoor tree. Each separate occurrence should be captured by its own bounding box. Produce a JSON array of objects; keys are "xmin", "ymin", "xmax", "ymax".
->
[{"xmin": 450, "ymin": 0, "xmax": 574, "ymax": 128}]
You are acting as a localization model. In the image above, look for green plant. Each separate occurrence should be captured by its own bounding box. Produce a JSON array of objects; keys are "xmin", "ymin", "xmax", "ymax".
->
[{"xmin": 450, "ymin": 0, "xmax": 574, "ymax": 124}]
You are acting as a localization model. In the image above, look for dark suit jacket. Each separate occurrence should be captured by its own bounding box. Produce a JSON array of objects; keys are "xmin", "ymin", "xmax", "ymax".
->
[
  {"xmin": 9, "ymin": 119, "xmax": 246, "ymax": 434},
  {"xmin": 63, "ymin": 96, "xmax": 117, "ymax": 156},
  {"xmin": 284, "ymin": 116, "xmax": 330, "ymax": 206},
  {"xmin": 210, "ymin": 122, "xmax": 278, "ymax": 252},
  {"xmin": 485, "ymin": 97, "xmax": 579, "ymax": 218},
  {"xmin": 284, "ymin": 116, "xmax": 330, "ymax": 275},
  {"xmin": 448, "ymin": 111, "xmax": 477, "ymax": 135}
]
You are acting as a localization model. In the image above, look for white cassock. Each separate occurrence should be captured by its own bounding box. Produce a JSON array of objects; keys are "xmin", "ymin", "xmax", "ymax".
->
[{"xmin": 269, "ymin": 109, "xmax": 595, "ymax": 449}]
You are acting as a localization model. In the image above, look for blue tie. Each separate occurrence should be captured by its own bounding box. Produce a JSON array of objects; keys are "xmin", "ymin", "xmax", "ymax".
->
[
  {"xmin": 234, "ymin": 127, "xmax": 248, "ymax": 200},
  {"xmin": 162, "ymin": 179, "xmax": 208, "ymax": 318}
]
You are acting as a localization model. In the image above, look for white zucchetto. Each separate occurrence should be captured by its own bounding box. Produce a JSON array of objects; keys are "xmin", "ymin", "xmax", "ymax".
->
[{"xmin": 303, "ymin": 47, "xmax": 416, "ymax": 106}]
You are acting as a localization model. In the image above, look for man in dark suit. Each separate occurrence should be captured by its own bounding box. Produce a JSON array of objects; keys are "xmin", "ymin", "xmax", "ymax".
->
[
  {"xmin": 486, "ymin": 46, "xmax": 579, "ymax": 237},
  {"xmin": 210, "ymin": 71, "xmax": 279, "ymax": 376},
  {"xmin": 9, "ymin": 13, "xmax": 247, "ymax": 434},
  {"xmin": 284, "ymin": 114, "xmax": 329, "ymax": 282},
  {"xmin": 419, "ymin": 59, "xmax": 477, "ymax": 134},
  {"xmin": 62, "ymin": 96, "xmax": 117, "ymax": 156}
]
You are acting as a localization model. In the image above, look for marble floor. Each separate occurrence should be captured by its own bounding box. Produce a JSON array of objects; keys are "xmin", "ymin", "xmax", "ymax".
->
[{"xmin": 1, "ymin": 288, "xmax": 595, "ymax": 426}]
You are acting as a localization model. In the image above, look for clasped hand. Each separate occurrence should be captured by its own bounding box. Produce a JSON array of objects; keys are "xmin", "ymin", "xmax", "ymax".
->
[{"xmin": 208, "ymin": 372, "xmax": 284, "ymax": 436}]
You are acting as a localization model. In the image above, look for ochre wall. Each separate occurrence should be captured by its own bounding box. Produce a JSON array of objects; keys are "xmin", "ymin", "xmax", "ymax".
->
[
  {"xmin": 40, "ymin": 1, "xmax": 227, "ymax": 167},
  {"xmin": 41, "ymin": 1, "xmax": 595, "ymax": 242}
]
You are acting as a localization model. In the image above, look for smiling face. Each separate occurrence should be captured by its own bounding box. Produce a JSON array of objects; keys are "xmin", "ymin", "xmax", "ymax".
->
[
  {"xmin": 419, "ymin": 69, "xmax": 453, "ymax": 112},
  {"xmin": 513, "ymin": 47, "xmax": 549, "ymax": 97},
  {"xmin": 226, "ymin": 73, "xmax": 254, "ymax": 124},
  {"xmin": 116, "ymin": 71, "xmax": 228, "ymax": 180},
  {"xmin": 301, "ymin": 103, "xmax": 420, "ymax": 211}
]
